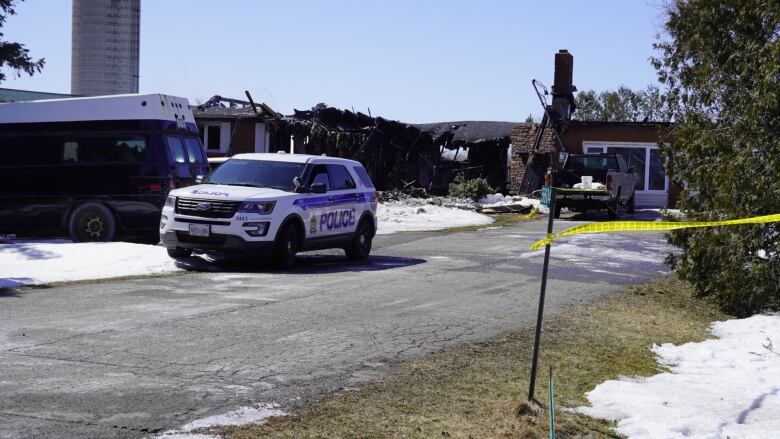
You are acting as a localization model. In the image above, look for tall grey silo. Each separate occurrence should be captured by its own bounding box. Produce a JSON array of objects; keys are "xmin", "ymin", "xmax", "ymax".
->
[{"xmin": 71, "ymin": 0, "xmax": 140, "ymax": 96}]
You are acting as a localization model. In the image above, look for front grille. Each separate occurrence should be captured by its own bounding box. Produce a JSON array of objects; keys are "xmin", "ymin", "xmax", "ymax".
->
[
  {"xmin": 175, "ymin": 197, "xmax": 240, "ymax": 219},
  {"xmin": 176, "ymin": 231, "xmax": 227, "ymax": 245}
]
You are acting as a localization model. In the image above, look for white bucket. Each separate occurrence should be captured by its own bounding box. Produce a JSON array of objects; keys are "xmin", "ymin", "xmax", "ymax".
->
[{"xmin": 581, "ymin": 176, "xmax": 593, "ymax": 189}]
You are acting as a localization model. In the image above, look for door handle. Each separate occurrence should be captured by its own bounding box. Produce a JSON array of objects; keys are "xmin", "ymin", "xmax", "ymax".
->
[{"xmin": 328, "ymin": 196, "xmax": 336, "ymax": 202}]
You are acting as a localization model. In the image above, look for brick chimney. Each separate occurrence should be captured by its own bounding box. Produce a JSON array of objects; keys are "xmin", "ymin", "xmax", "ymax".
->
[{"xmin": 551, "ymin": 50, "xmax": 576, "ymax": 121}]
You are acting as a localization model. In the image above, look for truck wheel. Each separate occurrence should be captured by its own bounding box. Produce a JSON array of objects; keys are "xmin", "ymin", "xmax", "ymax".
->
[
  {"xmin": 167, "ymin": 247, "xmax": 192, "ymax": 258},
  {"xmin": 607, "ymin": 191, "xmax": 620, "ymax": 220},
  {"xmin": 68, "ymin": 203, "xmax": 117, "ymax": 242},
  {"xmin": 273, "ymin": 223, "xmax": 299, "ymax": 269},
  {"xmin": 346, "ymin": 219, "xmax": 373, "ymax": 261},
  {"xmin": 627, "ymin": 193, "xmax": 636, "ymax": 214},
  {"xmin": 553, "ymin": 204, "xmax": 562, "ymax": 219}
]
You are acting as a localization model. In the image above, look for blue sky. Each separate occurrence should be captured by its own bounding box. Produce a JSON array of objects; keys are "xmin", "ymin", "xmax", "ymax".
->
[{"xmin": 2, "ymin": 0, "xmax": 666, "ymax": 123}]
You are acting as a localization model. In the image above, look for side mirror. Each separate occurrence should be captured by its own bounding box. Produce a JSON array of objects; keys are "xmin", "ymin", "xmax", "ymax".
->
[
  {"xmin": 195, "ymin": 175, "xmax": 204, "ymax": 183},
  {"xmin": 628, "ymin": 166, "xmax": 637, "ymax": 174},
  {"xmin": 310, "ymin": 182, "xmax": 327, "ymax": 194}
]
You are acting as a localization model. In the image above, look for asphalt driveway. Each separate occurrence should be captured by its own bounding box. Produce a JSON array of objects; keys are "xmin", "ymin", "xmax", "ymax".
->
[{"xmin": 0, "ymin": 216, "xmax": 672, "ymax": 438}]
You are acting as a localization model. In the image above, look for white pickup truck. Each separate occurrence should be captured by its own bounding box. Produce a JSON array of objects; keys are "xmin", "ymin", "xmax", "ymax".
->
[{"xmin": 547, "ymin": 153, "xmax": 638, "ymax": 219}]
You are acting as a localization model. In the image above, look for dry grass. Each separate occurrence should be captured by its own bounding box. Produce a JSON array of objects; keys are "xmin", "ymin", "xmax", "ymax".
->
[
  {"xmin": 220, "ymin": 275, "xmax": 728, "ymax": 439},
  {"xmin": 440, "ymin": 212, "xmax": 540, "ymax": 234}
]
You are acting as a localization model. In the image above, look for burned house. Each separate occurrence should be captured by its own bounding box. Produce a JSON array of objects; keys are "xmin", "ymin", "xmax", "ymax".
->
[
  {"xmin": 194, "ymin": 99, "xmax": 515, "ymax": 193},
  {"xmin": 510, "ymin": 50, "xmax": 678, "ymax": 207},
  {"xmin": 415, "ymin": 121, "xmax": 514, "ymax": 192},
  {"xmin": 193, "ymin": 96, "xmax": 278, "ymax": 156}
]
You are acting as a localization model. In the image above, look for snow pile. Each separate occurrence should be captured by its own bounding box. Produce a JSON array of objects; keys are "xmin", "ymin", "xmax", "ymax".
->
[
  {"xmin": 158, "ymin": 403, "xmax": 285, "ymax": 438},
  {"xmin": 578, "ymin": 314, "xmax": 780, "ymax": 438},
  {"xmin": 478, "ymin": 193, "xmax": 548, "ymax": 214},
  {"xmin": 0, "ymin": 240, "xmax": 181, "ymax": 288},
  {"xmin": 377, "ymin": 200, "xmax": 492, "ymax": 235}
]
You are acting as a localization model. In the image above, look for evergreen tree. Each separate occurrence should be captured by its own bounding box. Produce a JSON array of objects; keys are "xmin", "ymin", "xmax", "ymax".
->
[
  {"xmin": 0, "ymin": 0, "xmax": 44, "ymax": 83},
  {"xmin": 653, "ymin": 0, "xmax": 779, "ymax": 316}
]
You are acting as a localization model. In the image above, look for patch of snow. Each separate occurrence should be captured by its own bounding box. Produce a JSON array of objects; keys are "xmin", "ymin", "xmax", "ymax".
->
[
  {"xmin": 377, "ymin": 201, "xmax": 492, "ymax": 235},
  {"xmin": 578, "ymin": 314, "xmax": 780, "ymax": 439},
  {"xmin": 519, "ymin": 234, "xmax": 670, "ymax": 265},
  {"xmin": 477, "ymin": 194, "xmax": 548, "ymax": 214},
  {"xmin": 0, "ymin": 241, "xmax": 182, "ymax": 288},
  {"xmin": 157, "ymin": 403, "xmax": 285, "ymax": 438}
]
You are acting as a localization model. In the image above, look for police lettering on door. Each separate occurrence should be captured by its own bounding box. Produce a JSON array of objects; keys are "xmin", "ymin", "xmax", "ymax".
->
[{"xmin": 320, "ymin": 209, "xmax": 356, "ymax": 232}]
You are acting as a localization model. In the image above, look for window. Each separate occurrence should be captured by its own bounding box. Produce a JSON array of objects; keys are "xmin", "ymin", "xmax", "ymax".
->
[
  {"xmin": 584, "ymin": 142, "xmax": 667, "ymax": 192},
  {"xmin": 649, "ymin": 149, "xmax": 666, "ymax": 190},
  {"xmin": 183, "ymin": 137, "xmax": 205, "ymax": 164},
  {"xmin": 1, "ymin": 135, "xmax": 61, "ymax": 165},
  {"xmin": 200, "ymin": 124, "xmax": 222, "ymax": 151},
  {"xmin": 62, "ymin": 137, "xmax": 147, "ymax": 163},
  {"xmin": 564, "ymin": 155, "xmax": 620, "ymax": 173},
  {"xmin": 166, "ymin": 136, "xmax": 187, "ymax": 163},
  {"xmin": 308, "ymin": 165, "xmax": 330, "ymax": 191},
  {"xmin": 353, "ymin": 165, "xmax": 375, "ymax": 189},
  {"xmin": 327, "ymin": 164, "xmax": 356, "ymax": 190},
  {"xmin": 207, "ymin": 159, "xmax": 305, "ymax": 192}
]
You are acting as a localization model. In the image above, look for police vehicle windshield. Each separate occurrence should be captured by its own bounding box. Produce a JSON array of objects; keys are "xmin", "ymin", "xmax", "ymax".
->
[{"xmin": 207, "ymin": 159, "xmax": 305, "ymax": 191}]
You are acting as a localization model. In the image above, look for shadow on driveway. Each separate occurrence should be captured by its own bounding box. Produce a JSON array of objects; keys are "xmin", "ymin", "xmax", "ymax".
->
[{"xmin": 174, "ymin": 254, "xmax": 427, "ymax": 275}]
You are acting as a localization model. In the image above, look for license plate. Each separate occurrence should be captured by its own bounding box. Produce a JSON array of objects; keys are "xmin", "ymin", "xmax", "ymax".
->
[{"xmin": 188, "ymin": 224, "xmax": 210, "ymax": 237}]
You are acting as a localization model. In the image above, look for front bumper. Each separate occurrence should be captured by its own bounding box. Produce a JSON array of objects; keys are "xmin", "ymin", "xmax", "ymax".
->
[{"xmin": 160, "ymin": 231, "xmax": 275, "ymax": 256}]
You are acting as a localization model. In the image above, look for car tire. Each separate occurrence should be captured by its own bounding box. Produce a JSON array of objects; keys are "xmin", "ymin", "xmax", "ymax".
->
[
  {"xmin": 68, "ymin": 202, "xmax": 117, "ymax": 242},
  {"xmin": 167, "ymin": 247, "xmax": 192, "ymax": 258},
  {"xmin": 553, "ymin": 204, "xmax": 562, "ymax": 219},
  {"xmin": 627, "ymin": 193, "xmax": 636, "ymax": 214},
  {"xmin": 346, "ymin": 219, "xmax": 373, "ymax": 261},
  {"xmin": 273, "ymin": 223, "xmax": 299, "ymax": 269}
]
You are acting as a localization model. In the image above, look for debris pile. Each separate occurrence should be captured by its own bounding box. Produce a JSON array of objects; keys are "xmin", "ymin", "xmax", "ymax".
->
[{"xmin": 265, "ymin": 106, "xmax": 514, "ymax": 193}]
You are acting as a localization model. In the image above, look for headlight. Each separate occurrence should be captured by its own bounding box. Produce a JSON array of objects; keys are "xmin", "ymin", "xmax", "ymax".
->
[
  {"xmin": 165, "ymin": 196, "xmax": 176, "ymax": 207},
  {"xmin": 238, "ymin": 201, "xmax": 276, "ymax": 214}
]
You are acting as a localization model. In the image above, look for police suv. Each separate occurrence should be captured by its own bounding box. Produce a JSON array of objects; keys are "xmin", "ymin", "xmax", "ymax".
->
[{"xmin": 160, "ymin": 153, "xmax": 378, "ymax": 268}]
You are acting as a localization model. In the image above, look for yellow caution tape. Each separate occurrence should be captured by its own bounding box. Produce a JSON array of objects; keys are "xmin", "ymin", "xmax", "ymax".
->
[
  {"xmin": 529, "ymin": 213, "xmax": 780, "ymax": 251},
  {"xmin": 524, "ymin": 206, "xmax": 538, "ymax": 219}
]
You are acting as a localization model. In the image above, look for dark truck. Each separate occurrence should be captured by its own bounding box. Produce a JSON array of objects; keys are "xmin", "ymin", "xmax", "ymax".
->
[{"xmin": 546, "ymin": 153, "xmax": 637, "ymax": 219}]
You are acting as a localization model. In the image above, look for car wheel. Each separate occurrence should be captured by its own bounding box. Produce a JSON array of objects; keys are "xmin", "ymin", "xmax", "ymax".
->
[
  {"xmin": 346, "ymin": 219, "xmax": 373, "ymax": 261},
  {"xmin": 627, "ymin": 193, "xmax": 636, "ymax": 214},
  {"xmin": 273, "ymin": 223, "xmax": 299, "ymax": 269},
  {"xmin": 68, "ymin": 203, "xmax": 117, "ymax": 242},
  {"xmin": 167, "ymin": 247, "xmax": 192, "ymax": 258}
]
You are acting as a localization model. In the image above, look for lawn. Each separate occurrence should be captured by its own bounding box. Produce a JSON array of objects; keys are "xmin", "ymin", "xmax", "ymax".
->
[{"xmin": 216, "ymin": 275, "xmax": 727, "ymax": 438}]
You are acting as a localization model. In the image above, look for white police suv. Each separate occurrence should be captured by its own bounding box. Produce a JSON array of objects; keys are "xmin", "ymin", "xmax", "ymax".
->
[{"xmin": 160, "ymin": 153, "xmax": 378, "ymax": 268}]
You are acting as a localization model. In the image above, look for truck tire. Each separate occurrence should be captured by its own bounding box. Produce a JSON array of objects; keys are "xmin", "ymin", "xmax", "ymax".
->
[
  {"xmin": 553, "ymin": 204, "xmax": 562, "ymax": 219},
  {"xmin": 68, "ymin": 202, "xmax": 117, "ymax": 242},
  {"xmin": 607, "ymin": 190, "xmax": 620, "ymax": 220},
  {"xmin": 627, "ymin": 193, "xmax": 636, "ymax": 214},
  {"xmin": 273, "ymin": 223, "xmax": 300, "ymax": 269},
  {"xmin": 345, "ymin": 219, "xmax": 373, "ymax": 261}
]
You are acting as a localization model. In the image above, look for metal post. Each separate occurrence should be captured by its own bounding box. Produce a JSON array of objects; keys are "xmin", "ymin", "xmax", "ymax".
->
[{"xmin": 529, "ymin": 187, "xmax": 556, "ymax": 401}]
